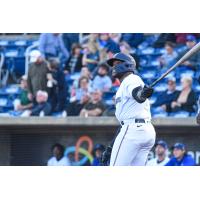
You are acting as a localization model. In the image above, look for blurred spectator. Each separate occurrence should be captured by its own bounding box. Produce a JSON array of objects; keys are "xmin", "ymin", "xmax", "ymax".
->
[
  {"xmin": 147, "ymin": 140, "xmax": 169, "ymax": 166},
  {"xmin": 98, "ymin": 33, "xmax": 120, "ymax": 54},
  {"xmin": 62, "ymin": 33, "xmax": 79, "ymax": 52},
  {"xmin": 71, "ymin": 76, "xmax": 91, "ymax": 102},
  {"xmin": 27, "ymin": 50, "xmax": 49, "ymax": 98},
  {"xmin": 153, "ymin": 33, "xmax": 176, "ymax": 48},
  {"xmin": 175, "ymin": 33, "xmax": 191, "ymax": 44},
  {"xmin": 177, "ymin": 35, "xmax": 200, "ymax": 71},
  {"xmin": 67, "ymin": 94, "xmax": 90, "ymax": 116},
  {"xmin": 92, "ymin": 63, "xmax": 112, "ymax": 92},
  {"xmin": 153, "ymin": 77, "xmax": 179, "ymax": 113},
  {"xmin": 165, "ymin": 143, "xmax": 195, "ymax": 166},
  {"xmin": 82, "ymin": 40, "xmax": 100, "ymax": 72},
  {"xmin": 158, "ymin": 42, "xmax": 178, "ymax": 68},
  {"xmin": 109, "ymin": 33, "xmax": 122, "ymax": 43},
  {"xmin": 13, "ymin": 75, "xmax": 33, "ymax": 112},
  {"xmin": 119, "ymin": 41, "xmax": 140, "ymax": 70},
  {"xmin": 22, "ymin": 90, "xmax": 51, "ymax": 116},
  {"xmin": 72, "ymin": 66, "xmax": 92, "ymax": 91},
  {"xmin": 47, "ymin": 143, "xmax": 71, "ymax": 166},
  {"xmin": 47, "ymin": 58, "xmax": 67, "ymax": 112},
  {"xmin": 64, "ymin": 43, "xmax": 83, "ymax": 74},
  {"xmin": 39, "ymin": 33, "xmax": 69, "ymax": 62},
  {"xmin": 80, "ymin": 89, "xmax": 105, "ymax": 117},
  {"xmin": 92, "ymin": 144, "xmax": 105, "ymax": 166},
  {"xmin": 170, "ymin": 76, "xmax": 197, "ymax": 113},
  {"xmin": 121, "ymin": 33, "xmax": 144, "ymax": 48}
]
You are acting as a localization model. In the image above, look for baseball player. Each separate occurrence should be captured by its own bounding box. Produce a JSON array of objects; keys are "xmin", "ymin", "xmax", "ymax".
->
[{"xmin": 106, "ymin": 53, "xmax": 156, "ymax": 166}]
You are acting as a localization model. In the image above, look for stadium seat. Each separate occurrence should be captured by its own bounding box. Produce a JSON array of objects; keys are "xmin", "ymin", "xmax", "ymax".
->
[{"xmin": 169, "ymin": 111, "xmax": 190, "ymax": 118}]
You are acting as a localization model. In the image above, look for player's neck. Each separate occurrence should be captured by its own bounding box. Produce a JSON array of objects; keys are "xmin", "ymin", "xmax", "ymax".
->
[{"xmin": 119, "ymin": 72, "xmax": 132, "ymax": 82}]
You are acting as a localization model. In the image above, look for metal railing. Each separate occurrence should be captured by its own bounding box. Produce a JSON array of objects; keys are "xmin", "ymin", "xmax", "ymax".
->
[
  {"xmin": 0, "ymin": 52, "xmax": 5, "ymax": 87},
  {"xmin": 24, "ymin": 41, "xmax": 39, "ymax": 75}
]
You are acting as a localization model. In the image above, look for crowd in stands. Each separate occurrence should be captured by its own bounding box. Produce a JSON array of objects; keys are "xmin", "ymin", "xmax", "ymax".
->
[
  {"xmin": 47, "ymin": 140, "xmax": 196, "ymax": 166},
  {"xmin": 1, "ymin": 33, "xmax": 200, "ymax": 117}
]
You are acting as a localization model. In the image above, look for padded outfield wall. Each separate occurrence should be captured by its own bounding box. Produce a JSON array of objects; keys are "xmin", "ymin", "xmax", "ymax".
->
[{"xmin": 0, "ymin": 117, "xmax": 199, "ymax": 166}]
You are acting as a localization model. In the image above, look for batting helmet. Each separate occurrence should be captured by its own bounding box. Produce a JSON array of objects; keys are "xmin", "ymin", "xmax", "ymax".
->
[{"xmin": 107, "ymin": 53, "xmax": 136, "ymax": 78}]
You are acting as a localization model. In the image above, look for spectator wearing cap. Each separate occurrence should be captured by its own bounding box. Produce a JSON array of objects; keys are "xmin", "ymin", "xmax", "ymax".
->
[
  {"xmin": 159, "ymin": 42, "xmax": 178, "ymax": 69},
  {"xmin": 170, "ymin": 76, "xmax": 197, "ymax": 113},
  {"xmin": 147, "ymin": 140, "xmax": 169, "ymax": 166},
  {"xmin": 64, "ymin": 43, "xmax": 83, "ymax": 74},
  {"xmin": 39, "ymin": 33, "xmax": 69, "ymax": 62},
  {"xmin": 80, "ymin": 89, "xmax": 106, "ymax": 117},
  {"xmin": 92, "ymin": 144, "xmax": 105, "ymax": 166},
  {"xmin": 47, "ymin": 143, "xmax": 71, "ymax": 166},
  {"xmin": 152, "ymin": 77, "xmax": 179, "ymax": 113},
  {"xmin": 92, "ymin": 63, "xmax": 112, "ymax": 92},
  {"xmin": 13, "ymin": 75, "xmax": 33, "ymax": 112},
  {"xmin": 177, "ymin": 35, "xmax": 200, "ymax": 71},
  {"xmin": 165, "ymin": 143, "xmax": 195, "ymax": 166},
  {"xmin": 21, "ymin": 90, "xmax": 51, "ymax": 117},
  {"xmin": 27, "ymin": 50, "xmax": 49, "ymax": 98}
]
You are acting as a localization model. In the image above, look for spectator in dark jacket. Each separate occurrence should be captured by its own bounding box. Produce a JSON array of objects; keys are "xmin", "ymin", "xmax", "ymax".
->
[
  {"xmin": 177, "ymin": 35, "xmax": 200, "ymax": 71},
  {"xmin": 64, "ymin": 43, "xmax": 83, "ymax": 74},
  {"xmin": 80, "ymin": 89, "xmax": 105, "ymax": 117},
  {"xmin": 47, "ymin": 58, "xmax": 67, "ymax": 112},
  {"xmin": 21, "ymin": 90, "xmax": 51, "ymax": 116},
  {"xmin": 165, "ymin": 143, "xmax": 195, "ymax": 166},
  {"xmin": 171, "ymin": 76, "xmax": 197, "ymax": 113},
  {"xmin": 27, "ymin": 50, "xmax": 49, "ymax": 98},
  {"xmin": 153, "ymin": 33, "xmax": 176, "ymax": 48},
  {"xmin": 153, "ymin": 77, "xmax": 179, "ymax": 112}
]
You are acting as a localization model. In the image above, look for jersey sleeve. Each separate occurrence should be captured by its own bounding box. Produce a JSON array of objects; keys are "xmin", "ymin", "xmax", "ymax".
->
[{"xmin": 126, "ymin": 75, "xmax": 145, "ymax": 98}]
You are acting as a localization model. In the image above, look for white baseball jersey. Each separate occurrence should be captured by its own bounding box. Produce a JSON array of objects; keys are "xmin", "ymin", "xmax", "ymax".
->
[
  {"xmin": 147, "ymin": 157, "xmax": 170, "ymax": 166},
  {"xmin": 47, "ymin": 156, "xmax": 71, "ymax": 166},
  {"xmin": 115, "ymin": 73, "xmax": 151, "ymax": 122},
  {"xmin": 110, "ymin": 73, "xmax": 156, "ymax": 166}
]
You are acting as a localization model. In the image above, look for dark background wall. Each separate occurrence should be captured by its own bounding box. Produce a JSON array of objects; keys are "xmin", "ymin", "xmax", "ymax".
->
[{"xmin": 0, "ymin": 117, "xmax": 199, "ymax": 166}]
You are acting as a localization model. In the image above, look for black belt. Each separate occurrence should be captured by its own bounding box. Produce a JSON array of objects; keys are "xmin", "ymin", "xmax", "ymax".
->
[{"xmin": 121, "ymin": 119, "xmax": 146, "ymax": 125}]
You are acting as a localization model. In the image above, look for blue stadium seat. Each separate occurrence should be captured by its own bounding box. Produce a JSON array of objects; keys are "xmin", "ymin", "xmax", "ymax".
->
[
  {"xmin": 103, "ymin": 91, "xmax": 115, "ymax": 105},
  {"xmin": 154, "ymin": 83, "xmax": 167, "ymax": 92},
  {"xmin": 169, "ymin": 111, "xmax": 190, "ymax": 118}
]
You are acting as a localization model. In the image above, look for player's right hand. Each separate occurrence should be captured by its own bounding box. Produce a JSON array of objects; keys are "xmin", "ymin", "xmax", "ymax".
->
[{"xmin": 141, "ymin": 85, "xmax": 154, "ymax": 98}]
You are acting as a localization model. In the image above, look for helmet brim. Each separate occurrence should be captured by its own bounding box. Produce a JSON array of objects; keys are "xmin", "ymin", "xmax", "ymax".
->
[{"xmin": 107, "ymin": 58, "xmax": 124, "ymax": 67}]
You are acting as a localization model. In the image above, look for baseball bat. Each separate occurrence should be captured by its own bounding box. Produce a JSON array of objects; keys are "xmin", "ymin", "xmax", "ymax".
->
[{"xmin": 150, "ymin": 42, "xmax": 200, "ymax": 87}]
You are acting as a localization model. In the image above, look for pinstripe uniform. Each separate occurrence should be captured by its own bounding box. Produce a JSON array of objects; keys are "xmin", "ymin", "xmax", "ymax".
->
[{"xmin": 110, "ymin": 74, "xmax": 156, "ymax": 166}]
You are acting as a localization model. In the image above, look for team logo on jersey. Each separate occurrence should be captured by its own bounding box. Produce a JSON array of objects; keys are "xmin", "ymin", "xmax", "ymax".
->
[{"xmin": 115, "ymin": 97, "xmax": 121, "ymax": 104}]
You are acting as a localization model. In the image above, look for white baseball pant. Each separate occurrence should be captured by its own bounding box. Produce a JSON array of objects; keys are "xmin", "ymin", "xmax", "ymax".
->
[{"xmin": 110, "ymin": 120, "xmax": 156, "ymax": 166}]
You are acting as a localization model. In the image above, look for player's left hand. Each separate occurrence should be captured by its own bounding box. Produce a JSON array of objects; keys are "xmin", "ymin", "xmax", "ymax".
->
[{"xmin": 141, "ymin": 85, "xmax": 154, "ymax": 98}]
